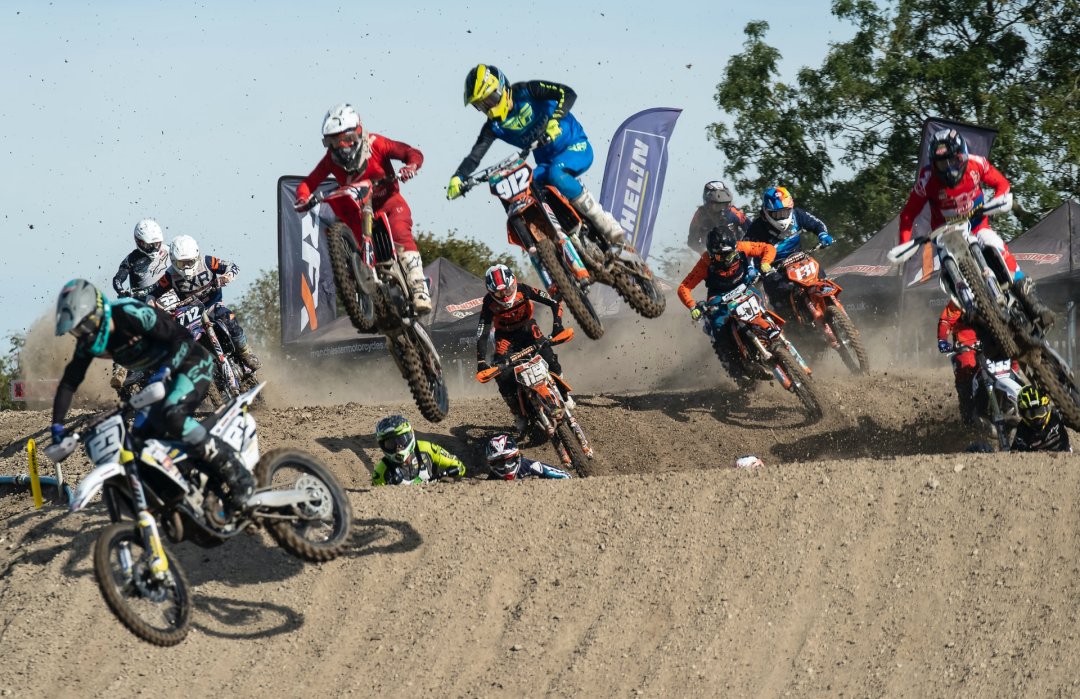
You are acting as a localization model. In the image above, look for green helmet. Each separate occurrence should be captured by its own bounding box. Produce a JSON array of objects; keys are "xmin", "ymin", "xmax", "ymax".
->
[
  {"xmin": 1017, "ymin": 384, "xmax": 1052, "ymax": 427},
  {"xmin": 376, "ymin": 415, "xmax": 416, "ymax": 465},
  {"xmin": 55, "ymin": 279, "xmax": 112, "ymax": 355}
]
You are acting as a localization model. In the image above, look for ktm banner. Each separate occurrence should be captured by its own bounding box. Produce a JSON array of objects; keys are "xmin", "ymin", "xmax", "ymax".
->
[
  {"xmin": 277, "ymin": 177, "xmax": 338, "ymax": 345},
  {"xmin": 905, "ymin": 117, "xmax": 998, "ymax": 286},
  {"xmin": 599, "ymin": 108, "xmax": 682, "ymax": 261}
]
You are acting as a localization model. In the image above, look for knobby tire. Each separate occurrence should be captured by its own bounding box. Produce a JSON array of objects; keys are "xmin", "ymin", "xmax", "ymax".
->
[
  {"xmin": 555, "ymin": 421, "xmax": 590, "ymax": 478},
  {"xmin": 1022, "ymin": 351, "xmax": 1080, "ymax": 432},
  {"xmin": 773, "ymin": 345, "xmax": 824, "ymax": 421},
  {"xmin": 395, "ymin": 333, "xmax": 449, "ymax": 423},
  {"xmin": 534, "ymin": 238, "xmax": 604, "ymax": 340},
  {"xmin": 956, "ymin": 254, "xmax": 1020, "ymax": 358},
  {"xmin": 326, "ymin": 222, "xmax": 377, "ymax": 333},
  {"xmin": 824, "ymin": 305, "xmax": 869, "ymax": 375},
  {"xmin": 612, "ymin": 269, "xmax": 666, "ymax": 319}
]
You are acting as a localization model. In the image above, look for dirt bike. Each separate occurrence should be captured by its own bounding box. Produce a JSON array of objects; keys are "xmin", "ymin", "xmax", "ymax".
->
[
  {"xmin": 889, "ymin": 215, "xmax": 1080, "ymax": 431},
  {"xmin": 697, "ymin": 283, "xmax": 823, "ymax": 420},
  {"xmin": 43, "ymin": 381, "xmax": 352, "ymax": 646},
  {"xmin": 458, "ymin": 142, "xmax": 660, "ymax": 339},
  {"xmin": 772, "ymin": 244, "xmax": 869, "ymax": 374},
  {"xmin": 158, "ymin": 288, "xmax": 254, "ymax": 406},
  {"xmin": 949, "ymin": 341, "xmax": 1023, "ymax": 451},
  {"xmin": 312, "ymin": 176, "xmax": 449, "ymax": 423},
  {"xmin": 477, "ymin": 328, "xmax": 593, "ymax": 476}
]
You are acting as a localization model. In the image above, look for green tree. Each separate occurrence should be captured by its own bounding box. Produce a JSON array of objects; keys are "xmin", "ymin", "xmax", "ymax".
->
[
  {"xmin": 710, "ymin": 1, "xmax": 1079, "ymax": 253},
  {"xmin": 234, "ymin": 269, "xmax": 281, "ymax": 350},
  {"xmin": 415, "ymin": 229, "xmax": 520, "ymax": 278},
  {"xmin": 0, "ymin": 333, "xmax": 26, "ymax": 411}
]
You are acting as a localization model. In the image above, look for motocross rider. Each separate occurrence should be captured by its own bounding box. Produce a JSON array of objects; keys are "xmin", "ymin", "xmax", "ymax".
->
[
  {"xmin": 50, "ymin": 279, "xmax": 255, "ymax": 517},
  {"xmin": 745, "ymin": 186, "xmax": 833, "ymax": 318},
  {"xmin": 485, "ymin": 433, "xmax": 571, "ymax": 480},
  {"xmin": 447, "ymin": 64, "xmax": 627, "ymax": 249},
  {"xmin": 476, "ymin": 264, "xmax": 571, "ymax": 436},
  {"xmin": 109, "ymin": 218, "xmax": 171, "ymax": 390},
  {"xmin": 688, "ymin": 180, "xmax": 750, "ymax": 252},
  {"xmin": 898, "ymin": 128, "xmax": 1053, "ymax": 327},
  {"xmin": 372, "ymin": 415, "xmax": 467, "ymax": 486},
  {"xmin": 1013, "ymin": 385, "xmax": 1072, "ymax": 452},
  {"xmin": 148, "ymin": 235, "xmax": 261, "ymax": 374},
  {"xmin": 293, "ymin": 103, "xmax": 432, "ymax": 314},
  {"xmin": 678, "ymin": 225, "xmax": 777, "ymax": 381},
  {"xmin": 937, "ymin": 300, "xmax": 1016, "ymax": 425}
]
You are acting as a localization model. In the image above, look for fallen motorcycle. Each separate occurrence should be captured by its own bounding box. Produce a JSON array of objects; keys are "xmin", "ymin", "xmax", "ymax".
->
[
  {"xmin": 950, "ymin": 341, "xmax": 1023, "ymax": 451},
  {"xmin": 45, "ymin": 381, "xmax": 352, "ymax": 646}
]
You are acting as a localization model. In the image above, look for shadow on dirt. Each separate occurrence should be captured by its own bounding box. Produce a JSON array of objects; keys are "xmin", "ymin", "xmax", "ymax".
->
[
  {"xmin": 599, "ymin": 384, "xmax": 822, "ymax": 429},
  {"xmin": 193, "ymin": 594, "xmax": 304, "ymax": 640},
  {"xmin": 0, "ymin": 506, "xmax": 100, "ymax": 580},
  {"xmin": 348, "ymin": 518, "xmax": 422, "ymax": 558},
  {"xmin": 173, "ymin": 533, "xmax": 306, "ymax": 588},
  {"xmin": 770, "ymin": 414, "xmax": 974, "ymax": 462}
]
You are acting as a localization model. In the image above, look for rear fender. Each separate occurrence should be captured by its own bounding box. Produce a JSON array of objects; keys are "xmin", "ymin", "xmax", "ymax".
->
[{"xmin": 70, "ymin": 462, "xmax": 125, "ymax": 513}]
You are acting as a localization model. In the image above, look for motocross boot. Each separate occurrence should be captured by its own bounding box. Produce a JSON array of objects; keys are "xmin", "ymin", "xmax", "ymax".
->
[
  {"xmin": 400, "ymin": 250, "xmax": 433, "ymax": 315},
  {"xmin": 236, "ymin": 343, "xmax": 261, "ymax": 372},
  {"xmin": 194, "ymin": 435, "xmax": 255, "ymax": 517},
  {"xmin": 110, "ymin": 363, "xmax": 127, "ymax": 391},
  {"xmin": 1013, "ymin": 276, "xmax": 1055, "ymax": 330},
  {"xmin": 570, "ymin": 188, "xmax": 627, "ymax": 248}
]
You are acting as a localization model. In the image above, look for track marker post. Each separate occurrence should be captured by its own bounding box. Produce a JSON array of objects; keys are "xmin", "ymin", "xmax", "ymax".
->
[{"xmin": 26, "ymin": 438, "xmax": 44, "ymax": 510}]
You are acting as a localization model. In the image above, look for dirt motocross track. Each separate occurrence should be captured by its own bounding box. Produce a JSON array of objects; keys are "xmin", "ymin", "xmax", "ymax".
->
[{"xmin": 1, "ymin": 312, "xmax": 1079, "ymax": 698}]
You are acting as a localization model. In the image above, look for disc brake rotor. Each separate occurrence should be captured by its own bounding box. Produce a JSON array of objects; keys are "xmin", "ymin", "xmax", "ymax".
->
[{"xmin": 292, "ymin": 474, "xmax": 333, "ymax": 520}]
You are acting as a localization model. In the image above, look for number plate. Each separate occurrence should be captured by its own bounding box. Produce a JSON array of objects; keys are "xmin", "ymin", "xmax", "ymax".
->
[
  {"xmin": 789, "ymin": 260, "xmax": 818, "ymax": 281},
  {"xmin": 733, "ymin": 295, "xmax": 762, "ymax": 321},
  {"xmin": 515, "ymin": 356, "xmax": 550, "ymax": 388},
  {"xmin": 490, "ymin": 162, "xmax": 532, "ymax": 201},
  {"xmin": 85, "ymin": 416, "xmax": 125, "ymax": 465},
  {"xmin": 988, "ymin": 360, "xmax": 1012, "ymax": 377}
]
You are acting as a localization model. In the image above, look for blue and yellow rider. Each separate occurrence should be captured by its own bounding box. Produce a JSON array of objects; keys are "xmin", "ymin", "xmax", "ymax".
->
[{"xmin": 446, "ymin": 64, "xmax": 626, "ymax": 247}]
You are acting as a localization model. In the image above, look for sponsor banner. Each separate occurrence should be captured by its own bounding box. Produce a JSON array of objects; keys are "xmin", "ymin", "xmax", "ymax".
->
[
  {"xmin": 905, "ymin": 118, "xmax": 998, "ymax": 286},
  {"xmin": 599, "ymin": 108, "xmax": 682, "ymax": 260},
  {"xmin": 831, "ymin": 264, "xmax": 893, "ymax": 277},
  {"xmin": 1013, "ymin": 252, "xmax": 1063, "ymax": 265},
  {"xmin": 277, "ymin": 177, "xmax": 339, "ymax": 345}
]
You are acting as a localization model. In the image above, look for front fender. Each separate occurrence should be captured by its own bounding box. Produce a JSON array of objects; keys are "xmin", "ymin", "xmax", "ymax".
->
[{"xmin": 70, "ymin": 462, "xmax": 125, "ymax": 513}]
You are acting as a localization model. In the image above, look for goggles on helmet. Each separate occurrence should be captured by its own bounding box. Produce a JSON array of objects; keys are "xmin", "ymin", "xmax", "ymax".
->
[
  {"xmin": 471, "ymin": 89, "xmax": 504, "ymax": 114},
  {"xmin": 136, "ymin": 239, "xmax": 161, "ymax": 254},
  {"xmin": 174, "ymin": 257, "xmax": 199, "ymax": 271},
  {"xmin": 1020, "ymin": 402, "xmax": 1050, "ymax": 426},
  {"xmin": 70, "ymin": 314, "xmax": 101, "ymax": 339},
  {"xmin": 323, "ymin": 130, "xmax": 360, "ymax": 150},
  {"xmin": 378, "ymin": 432, "xmax": 413, "ymax": 454},
  {"xmin": 765, "ymin": 207, "xmax": 793, "ymax": 222}
]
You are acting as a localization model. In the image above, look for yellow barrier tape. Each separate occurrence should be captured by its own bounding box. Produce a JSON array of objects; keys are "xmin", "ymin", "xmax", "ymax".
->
[{"xmin": 27, "ymin": 438, "xmax": 43, "ymax": 510}]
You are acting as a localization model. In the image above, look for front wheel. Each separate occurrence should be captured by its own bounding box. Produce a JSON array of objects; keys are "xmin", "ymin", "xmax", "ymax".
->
[
  {"xmin": 772, "ymin": 345, "xmax": 824, "ymax": 421},
  {"xmin": 554, "ymin": 421, "xmax": 591, "ymax": 477},
  {"xmin": 611, "ymin": 267, "xmax": 666, "ymax": 319},
  {"xmin": 955, "ymin": 254, "xmax": 1020, "ymax": 358},
  {"xmin": 535, "ymin": 237, "xmax": 604, "ymax": 340},
  {"xmin": 255, "ymin": 449, "xmax": 353, "ymax": 562},
  {"xmin": 824, "ymin": 305, "xmax": 869, "ymax": 375},
  {"xmin": 93, "ymin": 522, "xmax": 191, "ymax": 646},
  {"xmin": 392, "ymin": 328, "xmax": 450, "ymax": 423},
  {"xmin": 326, "ymin": 221, "xmax": 377, "ymax": 333}
]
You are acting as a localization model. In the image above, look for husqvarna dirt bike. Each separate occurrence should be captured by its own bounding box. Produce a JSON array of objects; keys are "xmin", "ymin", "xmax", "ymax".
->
[
  {"xmin": 313, "ymin": 176, "xmax": 449, "ymax": 423},
  {"xmin": 477, "ymin": 328, "xmax": 593, "ymax": 476},
  {"xmin": 889, "ymin": 216, "xmax": 1080, "ymax": 431},
  {"xmin": 458, "ymin": 144, "xmax": 607, "ymax": 339},
  {"xmin": 697, "ymin": 284, "xmax": 823, "ymax": 420},
  {"xmin": 44, "ymin": 381, "xmax": 352, "ymax": 646},
  {"xmin": 773, "ymin": 244, "xmax": 869, "ymax": 374},
  {"xmin": 949, "ymin": 341, "xmax": 1023, "ymax": 451}
]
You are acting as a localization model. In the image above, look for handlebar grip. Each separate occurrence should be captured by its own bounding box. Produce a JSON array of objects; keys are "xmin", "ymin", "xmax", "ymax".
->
[
  {"xmin": 477, "ymin": 367, "xmax": 500, "ymax": 383},
  {"xmin": 550, "ymin": 327, "xmax": 574, "ymax": 345}
]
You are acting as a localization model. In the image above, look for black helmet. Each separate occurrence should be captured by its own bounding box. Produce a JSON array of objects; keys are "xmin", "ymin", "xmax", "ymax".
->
[
  {"xmin": 928, "ymin": 128, "xmax": 969, "ymax": 187},
  {"xmin": 55, "ymin": 279, "xmax": 112, "ymax": 355},
  {"xmin": 1017, "ymin": 384, "xmax": 1052, "ymax": 428},
  {"xmin": 706, "ymin": 225, "xmax": 739, "ymax": 264}
]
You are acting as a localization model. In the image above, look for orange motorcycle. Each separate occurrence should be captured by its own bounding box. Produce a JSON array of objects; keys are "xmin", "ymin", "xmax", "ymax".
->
[{"xmin": 773, "ymin": 245, "xmax": 869, "ymax": 375}]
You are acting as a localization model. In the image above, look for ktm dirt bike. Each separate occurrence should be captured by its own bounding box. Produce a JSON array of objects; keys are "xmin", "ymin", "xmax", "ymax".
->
[
  {"xmin": 772, "ymin": 244, "xmax": 869, "ymax": 374},
  {"xmin": 890, "ymin": 215, "xmax": 1080, "ymax": 431},
  {"xmin": 949, "ymin": 341, "xmax": 1024, "ymax": 451},
  {"xmin": 697, "ymin": 283, "xmax": 824, "ymax": 420},
  {"xmin": 157, "ymin": 288, "xmax": 254, "ymax": 407},
  {"xmin": 313, "ymin": 176, "xmax": 449, "ymax": 423},
  {"xmin": 44, "ymin": 381, "xmax": 352, "ymax": 646},
  {"xmin": 477, "ymin": 328, "xmax": 594, "ymax": 476}
]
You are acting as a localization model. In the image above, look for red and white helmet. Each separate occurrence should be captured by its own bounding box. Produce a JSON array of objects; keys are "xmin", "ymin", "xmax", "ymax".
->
[
  {"xmin": 485, "ymin": 264, "xmax": 517, "ymax": 309},
  {"xmin": 485, "ymin": 433, "xmax": 522, "ymax": 479},
  {"xmin": 321, "ymin": 103, "xmax": 370, "ymax": 175}
]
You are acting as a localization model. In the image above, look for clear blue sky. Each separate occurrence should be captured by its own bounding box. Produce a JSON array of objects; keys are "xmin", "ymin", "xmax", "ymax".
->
[{"xmin": 0, "ymin": 1, "xmax": 853, "ymax": 341}]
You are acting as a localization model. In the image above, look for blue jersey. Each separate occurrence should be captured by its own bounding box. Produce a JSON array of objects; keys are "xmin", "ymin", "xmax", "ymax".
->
[
  {"xmin": 454, "ymin": 81, "xmax": 588, "ymax": 178},
  {"xmin": 745, "ymin": 208, "xmax": 829, "ymax": 261}
]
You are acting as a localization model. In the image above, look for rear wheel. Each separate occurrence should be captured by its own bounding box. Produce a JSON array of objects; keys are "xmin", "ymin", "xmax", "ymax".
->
[
  {"xmin": 773, "ymin": 345, "xmax": 823, "ymax": 420},
  {"xmin": 555, "ymin": 421, "xmax": 590, "ymax": 477},
  {"xmin": 1022, "ymin": 350, "xmax": 1080, "ymax": 432},
  {"xmin": 535, "ymin": 238, "xmax": 604, "ymax": 340},
  {"xmin": 824, "ymin": 305, "xmax": 869, "ymax": 375},
  {"xmin": 390, "ymin": 330, "xmax": 450, "ymax": 423},
  {"xmin": 956, "ymin": 254, "xmax": 1020, "ymax": 357},
  {"xmin": 255, "ymin": 449, "xmax": 352, "ymax": 562},
  {"xmin": 326, "ymin": 222, "xmax": 377, "ymax": 333},
  {"xmin": 612, "ymin": 268, "xmax": 666, "ymax": 319},
  {"xmin": 94, "ymin": 522, "xmax": 191, "ymax": 646}
]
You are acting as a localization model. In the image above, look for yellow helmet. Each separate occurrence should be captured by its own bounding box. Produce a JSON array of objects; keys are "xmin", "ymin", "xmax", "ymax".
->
[
  {"xmin": 1017, "ymin": 384, "xmax": 1052, "ymax": 427},
  {"xmin": 464, "ymin": 64, "xmax": 511, "ymax": 121}
]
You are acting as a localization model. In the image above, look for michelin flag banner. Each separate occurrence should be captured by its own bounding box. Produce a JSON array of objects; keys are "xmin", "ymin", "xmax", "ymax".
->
[
  {"xmin": 277, "ymin": 176, "xmax": 339, "ymax": 345},
  {"xmin": 599, "ymin": 108, "xmax": 682, "ymax": 261}
]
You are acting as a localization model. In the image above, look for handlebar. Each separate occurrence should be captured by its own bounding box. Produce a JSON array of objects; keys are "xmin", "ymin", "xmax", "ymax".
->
[
  {"xmin": 310, "ymin": 174, "xmax": 399, "ymax": 206},
  {"xmin": 476, "ymin": 327, "xmax": 574, "ymax": 382},
  {"xmin": 459, "ymin": 142, "xmax": 540, "ymax": 196}
]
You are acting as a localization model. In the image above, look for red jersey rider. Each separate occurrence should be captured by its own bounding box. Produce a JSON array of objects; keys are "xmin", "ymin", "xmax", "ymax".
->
[
  {"xmin": 899, "ymin": 128, "xmax": 1052, "ymax": 326},
  {"xmin": 294, "ymin": 103, "xmax": 431, "ymax": 314},
  {"xmin": 476, "ymin": 264, "xmax": 568, "ymax": 435}
]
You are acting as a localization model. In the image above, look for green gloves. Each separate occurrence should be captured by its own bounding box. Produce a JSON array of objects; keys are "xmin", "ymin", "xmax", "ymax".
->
[
  {"xmin": 545, "ymin": 118, "xmax": 562, "ymax": 143},
  {"xmin": 690, "ymin": 305, "xmax": 703, "ymax": 321},
  {"xmin": 446, "ymin": 175, "xmax": 463, "ymax": 200}
]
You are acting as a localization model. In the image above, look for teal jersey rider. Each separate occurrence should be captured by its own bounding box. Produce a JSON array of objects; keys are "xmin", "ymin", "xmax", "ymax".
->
[{"xmin": 447, "ymin": 64, "xmax": 627, "ymax": 246}]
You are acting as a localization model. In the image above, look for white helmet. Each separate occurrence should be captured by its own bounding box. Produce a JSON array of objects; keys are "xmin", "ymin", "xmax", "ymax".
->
[
  {"xmin": 169, "ymin": 235, "xmax": 201, "ymax": 281},
  {"xmin": 133, "ymin": 219, "xmax": 164, "ymax": 255},
  {"xmin": 321, "ymin": 103, "xmax": 370, "ymax": 175}
]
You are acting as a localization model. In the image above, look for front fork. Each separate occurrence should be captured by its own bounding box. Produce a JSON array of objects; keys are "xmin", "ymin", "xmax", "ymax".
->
[{"xmin": 124, "ymin": 461, "xmax": 169, "ymax": 579}]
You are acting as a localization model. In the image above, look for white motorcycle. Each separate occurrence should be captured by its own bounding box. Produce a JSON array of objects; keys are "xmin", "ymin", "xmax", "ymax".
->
[
  {"xmin": 44, "ymin": 381, "xmax": 352, "ymax": 646},
  {"xmin": 950, "ymin": 341, "xmax": 1024, "ymax": 450}
]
